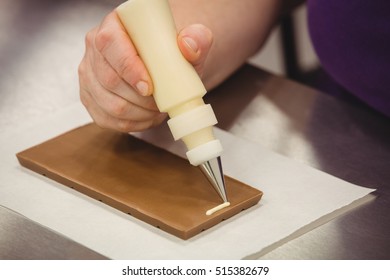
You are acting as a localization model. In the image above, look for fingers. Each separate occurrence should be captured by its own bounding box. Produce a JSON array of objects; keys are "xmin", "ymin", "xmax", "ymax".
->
[
  {"xmin": 79, "ymin": 57, "xmax": 166, "ymax": 132},
  {"xmin": 80, "ymin": 86, "xmax": 166, "ymax": 132},
  {"xmin": 177, "ymin": 24, "xmax": 213, "ymax": 76},
  {"xmin": 95, "ymin": 11, "xmax": 153, "ymax": 96},
  {"xmin": 78, "ymin": 12, "xmax": 167, "ymax": 133},
  {"xmin": 83, "ymin": 68, "xmax": 159, "ymax": 123},
  {"xmin": 91, "ymin": 35, "xmax": 158, "ymax": 112},
  {"xmin": 78, "ymin": 11, "xmax": 213, "ymax": 134}
]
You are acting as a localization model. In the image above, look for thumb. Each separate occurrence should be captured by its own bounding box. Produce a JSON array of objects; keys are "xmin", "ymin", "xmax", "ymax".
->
[{"xmin": 177, "ymin": 24, "xmax": 213, "ymax": 77}]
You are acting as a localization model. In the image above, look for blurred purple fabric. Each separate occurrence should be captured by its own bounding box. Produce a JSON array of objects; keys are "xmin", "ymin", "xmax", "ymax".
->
[{"xmin": 307, "ymin": 0, "xmax": 390, "ymax": 117}]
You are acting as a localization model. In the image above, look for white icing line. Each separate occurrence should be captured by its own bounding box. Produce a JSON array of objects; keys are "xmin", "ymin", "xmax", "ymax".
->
[{"xmin": 206, "ymin": 202, "xmax": 231, "ymax": 216}]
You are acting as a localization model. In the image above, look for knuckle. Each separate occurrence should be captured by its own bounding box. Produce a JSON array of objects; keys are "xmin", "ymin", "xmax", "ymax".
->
[
  {"xmin": 77, "ymin": 60, "xmax": 86, "ymax": 78},
  {"xmin": 85, "ymin": 29, "xmax": 95, "ymax": 48},
  {"xmin": 79, "ymin": 90, "xmax": 88, "ymax": 107},
  {"xmin": 117, "ymin": 120, "xmax": 134, "ymax": 132},
  {"xmin": 94, "ymin": 27, "xmax": 112, "ymax": 53},
  {"xmin": 100, "ymin": 70, "xmax": 121, "ymax": 91},
  {"xmin": 89, "ymin": 111, "xmax": 113, "ymax": 131},
  {"xmin": 115, "ymin": 53, "xmax": 146, "ymax": 87},
  {"xmin": 77, "ymin": 63, "xmax": 91, "ymax": 93},
  {"xmin": 116, "ymin": 56, "xmax": 136, "ymax": 80},
  {"xmin": 109, "ymin": 98, "xmax": 129, "ymax": 118},
  {"xmin": 94, "ymin": 119, "xmax": 110, "ymax": 130}
]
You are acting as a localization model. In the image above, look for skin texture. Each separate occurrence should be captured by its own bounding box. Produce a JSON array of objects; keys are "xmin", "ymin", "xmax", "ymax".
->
[{"xmin": 78, "ymin": 0, "xmax": 283, "ymax": 133}]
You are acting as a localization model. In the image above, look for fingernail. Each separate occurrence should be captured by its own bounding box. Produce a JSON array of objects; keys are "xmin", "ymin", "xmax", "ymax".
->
[
  {"xmin": 183, "ymin": 37, "xmax": 199, "ymax": 53},
  {"xmin": 136, "ymin": 80, "xmax": 149, "ymax": 96}
]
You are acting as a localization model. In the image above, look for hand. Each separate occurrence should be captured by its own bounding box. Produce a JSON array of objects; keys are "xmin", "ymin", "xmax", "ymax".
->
[{"xmin": 78, "ymin": 11, "xmax": 213, "ymax": 133}]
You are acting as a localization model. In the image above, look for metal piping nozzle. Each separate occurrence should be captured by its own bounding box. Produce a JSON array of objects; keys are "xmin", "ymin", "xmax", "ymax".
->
[{"xmin": 199, "ymin": 156, "xmax": 228, "ymax": 202}]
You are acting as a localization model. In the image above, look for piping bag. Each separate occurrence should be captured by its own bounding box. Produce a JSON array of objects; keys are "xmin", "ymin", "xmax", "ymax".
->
[{"xmin": 117, "ymin": 0, "xmax": 228, "ymax": 203}]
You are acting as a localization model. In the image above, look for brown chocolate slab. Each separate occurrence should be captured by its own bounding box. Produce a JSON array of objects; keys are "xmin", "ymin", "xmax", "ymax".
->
[{"xmin": 16, "ymin": 123, "xmax": 262, "ymax": 239}]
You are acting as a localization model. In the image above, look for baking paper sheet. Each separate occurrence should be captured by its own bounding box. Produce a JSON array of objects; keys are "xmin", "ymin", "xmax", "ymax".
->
[{"xmin": 0, "ymin": 103, "xmax": 375, "ymax": 259}]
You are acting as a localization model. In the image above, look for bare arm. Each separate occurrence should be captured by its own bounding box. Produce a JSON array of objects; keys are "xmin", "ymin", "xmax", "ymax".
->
[{"xmin": 170, "ymin": 0, "xmax": 283, "ymax": 90}]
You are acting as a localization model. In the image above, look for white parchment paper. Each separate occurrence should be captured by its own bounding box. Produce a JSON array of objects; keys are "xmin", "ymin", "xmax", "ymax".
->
[{"xmin": 0, "ymin": 103, "xmax": 375, "ymax": 259}]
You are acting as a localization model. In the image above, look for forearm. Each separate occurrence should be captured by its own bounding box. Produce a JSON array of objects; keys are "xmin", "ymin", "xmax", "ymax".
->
[{"xmin": 169, "ymin": 0, "xmax": 284, "ymax": 90}]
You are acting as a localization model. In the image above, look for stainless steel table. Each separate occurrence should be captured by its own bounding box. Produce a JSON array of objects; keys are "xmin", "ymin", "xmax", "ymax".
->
[
  {"xmin": 0, "ymin": 205, "xmax": 107, "ymax": 259},
  {"xmin": 1, "ymin": 0, "xmax": 389, "ymax": 259},
  {"xmin": 206, "ymin": 65, "xmax": 390, "ymax": 259}
]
